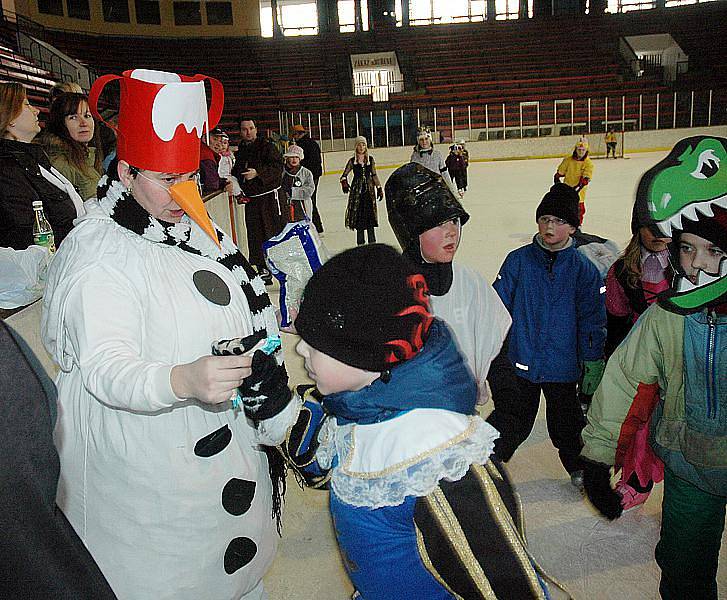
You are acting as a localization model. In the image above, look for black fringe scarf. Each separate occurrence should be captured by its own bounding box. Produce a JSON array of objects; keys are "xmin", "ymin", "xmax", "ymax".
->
[{"xmin": 96, "ymin": 166, "xmax": 288, "ymax": 533}]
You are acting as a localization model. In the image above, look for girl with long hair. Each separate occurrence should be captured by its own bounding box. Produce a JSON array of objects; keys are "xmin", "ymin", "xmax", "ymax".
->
[
  {"xmin": 340, "ymin": 136, "xmax": 383, "ymax": 245},
  {"xmin": 603, "ymin": 219, "xmax": 671, "ymax": 510}
]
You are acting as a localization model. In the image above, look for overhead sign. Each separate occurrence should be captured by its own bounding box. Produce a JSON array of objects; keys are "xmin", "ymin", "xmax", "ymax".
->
[{"xmin": 350, "ymin": 52, "xmax": 399, "ymax": 70}]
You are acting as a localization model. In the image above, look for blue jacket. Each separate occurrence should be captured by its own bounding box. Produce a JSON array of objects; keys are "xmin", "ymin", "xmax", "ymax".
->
[
  {"xmin": 286, "ymin": 321, "xmax": 549, "ymax": 598},
  {"xmin": 494, "ymin": 238, "xmax": 606, "ymax": 383}
]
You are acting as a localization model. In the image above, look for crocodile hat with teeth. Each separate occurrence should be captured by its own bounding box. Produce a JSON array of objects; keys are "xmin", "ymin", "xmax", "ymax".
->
[{"xmin": 634, "ymin": 136, "xmax": 727, "ymax": 313}]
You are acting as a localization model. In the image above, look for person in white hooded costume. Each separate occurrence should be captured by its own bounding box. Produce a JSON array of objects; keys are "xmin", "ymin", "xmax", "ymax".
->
[
  {"xmin": 385, "ymin": 162, "xmax": 511, "ymax": 406},
  {"xmin": 41, "ymin": 69, "xmax": 299, "ymax": 600}
]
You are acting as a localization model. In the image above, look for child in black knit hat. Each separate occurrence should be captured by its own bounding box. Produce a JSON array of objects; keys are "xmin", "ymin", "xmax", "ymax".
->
[
  {"xmin": 487, "ymin": 183, "xmax": 607, "ymax": 488},
  {"xmin": 286, "ymin": 243, "xmax": 558, "ymax": 600}
]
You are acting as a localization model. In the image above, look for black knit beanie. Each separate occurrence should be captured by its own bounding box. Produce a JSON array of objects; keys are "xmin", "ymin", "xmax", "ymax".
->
[
  {"xmin": 536, "ymin": 183, "xmax": 580, "ymax": 228},
  {"xmin": 295, "ymin": 244, "xmax": 434, "ymax": 372}
]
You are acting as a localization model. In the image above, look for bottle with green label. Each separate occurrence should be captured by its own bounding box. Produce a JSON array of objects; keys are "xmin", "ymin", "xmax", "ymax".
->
[{"xmin": 32, "ymin": 200, "xmax": 56, "ymax": 254}]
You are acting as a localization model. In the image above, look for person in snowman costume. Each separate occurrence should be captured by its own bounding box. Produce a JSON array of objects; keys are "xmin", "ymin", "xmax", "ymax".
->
[{"xmin": 41, "ymin": 69, "xmax": 299, "ymax": 600}]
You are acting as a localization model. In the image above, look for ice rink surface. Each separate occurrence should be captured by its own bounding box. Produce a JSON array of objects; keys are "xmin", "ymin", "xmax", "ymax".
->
[{"xmin": 264, "ymin": 150, "xmax": 727, "ymax": 600}]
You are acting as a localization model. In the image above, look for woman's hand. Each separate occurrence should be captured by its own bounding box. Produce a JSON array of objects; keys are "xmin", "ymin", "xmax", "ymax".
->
[{"xmin": 171, "ymin": 355, "xmax": 252, "ymax": 405}]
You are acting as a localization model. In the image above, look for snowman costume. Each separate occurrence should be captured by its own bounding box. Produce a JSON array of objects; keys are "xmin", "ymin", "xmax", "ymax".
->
[{"xmin": 41, "ymin": 69, "xmax": 298, "ymax": 600}]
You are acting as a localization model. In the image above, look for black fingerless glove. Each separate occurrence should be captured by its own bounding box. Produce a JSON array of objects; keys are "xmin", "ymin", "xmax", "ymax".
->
[
  {"xmin": 583, "ymin": 461, "xmax": 623, "ymax": 520},
  {"xmin": 238, "ymin": 350, "xmax": 292, "ymax": 421}
]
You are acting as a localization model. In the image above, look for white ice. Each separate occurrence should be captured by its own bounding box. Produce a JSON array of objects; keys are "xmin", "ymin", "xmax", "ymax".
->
[{"xmin": 264, "ymin": 150, "xmax": 727, "ymax": 600}]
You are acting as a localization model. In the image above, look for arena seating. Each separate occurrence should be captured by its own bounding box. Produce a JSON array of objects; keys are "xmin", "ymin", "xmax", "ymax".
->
[
  {"xmin": 0, "ymin": 25, "xmax": 55, "ymax": 113},
  {"xmin": 8, "ymin": 1, "xmax": 726, "ymax": 139}
]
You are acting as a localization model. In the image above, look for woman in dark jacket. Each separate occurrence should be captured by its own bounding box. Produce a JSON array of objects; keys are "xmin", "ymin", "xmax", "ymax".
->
[{"xmin": 0, "ymin": 83, "xmax": 82, "ymax": 250}]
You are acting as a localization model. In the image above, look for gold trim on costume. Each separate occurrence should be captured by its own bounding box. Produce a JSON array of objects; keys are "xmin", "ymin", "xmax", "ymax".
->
[
  {"xmin": 424, "ymin": 487, "xmax": 496, "ymax": 599},
  {"xmin": 342, "ymin": 416, "xmax": 480, "ymax": 479},
  {"xmin": 484, "ymin": 461, "xmax": 527, "ymax": 539},
  {"xmin": 415, "ymin": 524, "xmax": 464, "ymax": 600},
  {"xmin": 472, "ymin": 464, "xmax": 549, "ymax": 599}
]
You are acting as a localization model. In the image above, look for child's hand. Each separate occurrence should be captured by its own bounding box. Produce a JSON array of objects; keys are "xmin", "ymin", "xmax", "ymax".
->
[
  {"xmin": 581, "ymin": 359, "xmax": 606, "ymax": 395},
  {"xmin": 277, "ymin": 306, "xmax": 298, "ymax": 334},
  {"xmin": 583, "ymin": 461, "xmax": 623, "ymax": 520}
]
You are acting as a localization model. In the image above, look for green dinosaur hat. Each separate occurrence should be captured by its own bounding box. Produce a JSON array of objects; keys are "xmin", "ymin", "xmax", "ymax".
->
[{"xmin": 634, "ymin": 136, "xmax": 727, "ymax": 313}]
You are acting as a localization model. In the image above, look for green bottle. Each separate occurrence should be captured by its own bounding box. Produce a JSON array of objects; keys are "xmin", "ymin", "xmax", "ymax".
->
[{"xmin": 32, "ymin": 200, "xmax": 56, "ymax": 254}]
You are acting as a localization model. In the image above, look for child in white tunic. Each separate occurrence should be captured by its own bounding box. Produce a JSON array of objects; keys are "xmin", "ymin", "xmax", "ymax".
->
[{"xmin": 385, "ymin": 162, "xmax": 511, "ymax": 405}]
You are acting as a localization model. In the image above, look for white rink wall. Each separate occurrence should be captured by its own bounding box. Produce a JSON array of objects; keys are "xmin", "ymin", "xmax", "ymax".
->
[{"xmin": 322, "ymin": 124, "xmax": 727, "ymax": 173}]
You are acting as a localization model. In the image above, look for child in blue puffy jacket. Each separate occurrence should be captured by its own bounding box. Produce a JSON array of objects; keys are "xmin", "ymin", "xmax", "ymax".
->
[
  {"xmin": 488, "ymin": 184, "xmax": 606, "ymax": 487},
  {"xmin": 285, "ymin": 244, "xmax": 557, "ymax": 600}
]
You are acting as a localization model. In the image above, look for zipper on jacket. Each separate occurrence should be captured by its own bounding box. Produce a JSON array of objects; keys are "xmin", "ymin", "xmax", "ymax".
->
[
  {"xmin": 706, "ymin": 312, "xmax": 717, "ymax": 419},
  {"xmin": 545, "ymin": 251, "xmax": 556, "ymax": 279}
]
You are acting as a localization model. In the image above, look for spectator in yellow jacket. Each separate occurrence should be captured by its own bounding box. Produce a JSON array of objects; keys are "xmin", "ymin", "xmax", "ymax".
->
[{"xmin": 554, "ymin": 137, "xmax": 594, "ymax": 225}]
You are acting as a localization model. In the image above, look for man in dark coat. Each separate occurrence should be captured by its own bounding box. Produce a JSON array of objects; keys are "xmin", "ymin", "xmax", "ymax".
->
[
  {"xmin": 228, "ymin": 119, "xmax": 285, "ymax": 284},
  {"xmin": 291, "ymin": 124, "xmax": 324, "ymax": 233},
  {"xmin": 0, "ymin": 320, "xmax": 117, "ymax": 599}
]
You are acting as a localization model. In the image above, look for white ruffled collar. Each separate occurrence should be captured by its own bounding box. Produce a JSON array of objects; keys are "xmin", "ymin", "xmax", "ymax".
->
[{"xmin": 316, "ymin": 409, "xmax": 498, "ymax": 508}]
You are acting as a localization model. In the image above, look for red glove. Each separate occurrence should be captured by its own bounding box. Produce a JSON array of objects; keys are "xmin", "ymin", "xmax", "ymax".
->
[
  {"xmin": 376, "ymin": 187, "xmax": 384, "ymax": 201},
  {"xmin": 340, "ymin": 179, "xmax": 350, "ymax": 194},
  {"xmin": 579, "ymin": 176, "xmax": 590, "ymax": 188},
  {"xmin": 553, "ymin": 172, "xmax": 563, "ymax": 184}
]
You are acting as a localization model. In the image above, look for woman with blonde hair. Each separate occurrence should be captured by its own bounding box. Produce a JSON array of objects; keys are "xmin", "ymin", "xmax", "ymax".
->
[
  {"xmin": 0, "ymin": 82, "xmax": 83, "ymax": 250},
  {"xmin": 340, "ymin": 136, "xmax": 383, "ymax": 245},
  {"xmin": 38, "ymin": 92, "xmax": 103, "ymax": 201}
]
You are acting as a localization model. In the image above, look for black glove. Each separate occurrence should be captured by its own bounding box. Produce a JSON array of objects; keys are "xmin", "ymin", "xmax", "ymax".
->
[
  {"xmin": 278, "ymin": 385, "xmax": 331, "ymax": 489},
  {"xmin": 213, "ymin": 332, "xmax": 292, "ymax": 422},
  {"xmin": 340, "ymin": 179, "xmax": 350, "ymax": 194},
  {"xmin": 376, "ymin": 186, "xmax": 384, "ymax": 201},
  {"xmin": 237, "ymin": 350, "xmax": 292, "ymax": 421},
  {"xmin": 583, "ymin": 461, "xmax": 623, "ymax": 520}
]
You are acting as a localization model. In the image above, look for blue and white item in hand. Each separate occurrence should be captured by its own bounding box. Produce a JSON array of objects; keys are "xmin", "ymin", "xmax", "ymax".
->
[{"xmin": 263, "ymin": 221, "xmax": 329, "ymax": 328}]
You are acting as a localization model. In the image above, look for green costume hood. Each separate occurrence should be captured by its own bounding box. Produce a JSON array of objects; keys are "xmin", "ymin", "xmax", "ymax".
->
[{"xmin": 634, "ymin": 136, "xmax": 727, "ymax": 313}]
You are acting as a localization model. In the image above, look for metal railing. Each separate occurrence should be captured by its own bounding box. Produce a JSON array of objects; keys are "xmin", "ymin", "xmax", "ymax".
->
[
  {"xmin": 1, "ymin": 7, "xmax": 96, "ymax": 88},
  {"xmin": 280, "ymin": 87, "xmax": 726, "ymax": 151}
]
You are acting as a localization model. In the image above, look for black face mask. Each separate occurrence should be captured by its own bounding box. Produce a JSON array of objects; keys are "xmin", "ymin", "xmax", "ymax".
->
[{"xmin": 404, "ymin": 245, "xmax": 454, "ymax": 297}]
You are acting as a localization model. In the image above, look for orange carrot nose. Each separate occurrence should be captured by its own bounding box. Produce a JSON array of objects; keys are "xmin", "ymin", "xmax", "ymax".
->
[{"xmin": 169, "ymin": 180, "xmax": 220, "ymax": 247}]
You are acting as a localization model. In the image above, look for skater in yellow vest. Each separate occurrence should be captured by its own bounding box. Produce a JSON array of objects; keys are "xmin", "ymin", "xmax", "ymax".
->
[{"xmin": 554, "ymin": 137, "xmax": 594, "ymax": 225}]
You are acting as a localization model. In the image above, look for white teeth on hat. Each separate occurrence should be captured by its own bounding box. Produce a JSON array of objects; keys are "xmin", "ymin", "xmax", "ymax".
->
[
  {"xmin": 696, "ymin": 270, "xmax": 719, "ymax": 287},
  {"xmin": 677, "ymin": 276, "xmax": 695, "ymax": 292},
  {"xmin": 657, "ymin": 193, "xmax": 727, "ymax": 238},
  {"xmin": 682, "ymin": 205, "xmax": 699, "ymax": 222},
  {"xmin": 697, "ymin": 202, "xmax": 715, "ymax": 218},
  {"xmin": 676, "ymin": 261, "xmax": 726, "ymax": 293},
  {"xmin": 659, "ymin": 220, "xmax": 673, "ymax": 238}
]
